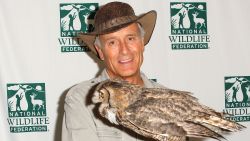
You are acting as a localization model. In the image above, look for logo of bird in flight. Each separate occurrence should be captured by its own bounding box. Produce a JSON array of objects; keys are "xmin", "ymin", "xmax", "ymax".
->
[
  {"xmin": 60, "ymin": 3, "xmax": 98, "ymax": 37},
  {"xmin": 225, "ymin": 77, "xmax": 250, "ymax": 103},
  {"xmin": 7, "ymin": 83, "xmax": 46, "ymax": 115},
  {"xmin": 170, "ymin": 2, "xmax": 207, "ymax": 34},
  {"xmin": 224, "ymin": 76, "xmax": 250, "ymax": 122}
]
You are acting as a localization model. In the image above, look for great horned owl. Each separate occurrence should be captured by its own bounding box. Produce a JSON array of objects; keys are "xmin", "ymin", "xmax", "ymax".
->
[{"xmin": 92, "ymin": 79, "xmax": 245, "ymax": 141}]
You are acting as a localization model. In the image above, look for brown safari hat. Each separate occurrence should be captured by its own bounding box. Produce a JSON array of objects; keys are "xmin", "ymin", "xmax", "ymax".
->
[{"xmin": 79, "ymin": 1, "xmax": 157, "ymax": 56}]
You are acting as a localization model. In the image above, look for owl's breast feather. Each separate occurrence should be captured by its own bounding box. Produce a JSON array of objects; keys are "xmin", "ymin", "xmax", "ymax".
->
[{"xmin": 107, "ymin": 108, "xmax": 119, "ymax": 125}]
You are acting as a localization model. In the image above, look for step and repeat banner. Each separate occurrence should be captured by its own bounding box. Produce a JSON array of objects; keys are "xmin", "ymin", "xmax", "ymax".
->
[{"xmin": 0, "ymin": 0, "xmax": 250, "ymax": 141}]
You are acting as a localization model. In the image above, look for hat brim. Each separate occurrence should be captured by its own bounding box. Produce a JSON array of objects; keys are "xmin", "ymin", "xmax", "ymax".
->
[{"xmin": 78, "ymin": 10, "xmax": 157, "ymax": 57}]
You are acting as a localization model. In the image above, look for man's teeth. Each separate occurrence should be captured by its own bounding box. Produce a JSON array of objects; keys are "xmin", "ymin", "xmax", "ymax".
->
[{"xmin": 119, "ymin": 58, "xmax": 132, "ymax": 63}]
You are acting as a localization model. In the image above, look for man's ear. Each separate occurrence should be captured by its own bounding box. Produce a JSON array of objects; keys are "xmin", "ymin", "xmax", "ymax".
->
[
  {"xmin": 142, "ymin": 38, "xmax": 145, "ymax": 52},
  {"xmin": 94, "ymin": 45, "xmax": 104, "ymax": 60}
]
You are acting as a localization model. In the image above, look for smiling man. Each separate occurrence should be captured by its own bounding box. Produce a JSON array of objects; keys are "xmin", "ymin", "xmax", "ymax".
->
[
  {"xmin": 95, "ymin": 23, "xmax": 145, "ymax": 85},
  {"xmin": 62, "ymin": 1, "xmax": 164, "ymax": 141}
]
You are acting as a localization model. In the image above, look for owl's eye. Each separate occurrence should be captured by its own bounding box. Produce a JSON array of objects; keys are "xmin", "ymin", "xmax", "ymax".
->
[
  {"xmin": 98, "ymin": 88, "xmax": 109, "ymax": 101},
  {"xmin": 99, "ymin": 92, "xmax": 104, "ymax": 99}
]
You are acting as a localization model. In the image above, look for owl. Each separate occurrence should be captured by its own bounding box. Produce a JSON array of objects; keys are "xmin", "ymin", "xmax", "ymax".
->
[{"xmin": 92, "ymin": 79, "xmax": 245, "ymax": 141}]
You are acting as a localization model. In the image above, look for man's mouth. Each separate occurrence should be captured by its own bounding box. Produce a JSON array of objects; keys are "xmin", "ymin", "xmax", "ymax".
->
[{"xmin": 119, "ymin": 58, "xmax": 133, "ymax": 64}]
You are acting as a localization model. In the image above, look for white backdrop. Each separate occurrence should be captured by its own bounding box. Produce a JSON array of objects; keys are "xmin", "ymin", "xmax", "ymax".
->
[{"xmin": 1, "ymin": 0, "xmax": 250, "ymax": 141}]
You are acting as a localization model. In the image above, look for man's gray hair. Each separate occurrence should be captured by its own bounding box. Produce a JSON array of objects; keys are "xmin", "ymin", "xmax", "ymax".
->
[{"xmin": 94, "ymin": 23, "xmax": 145, "ymax": 48}]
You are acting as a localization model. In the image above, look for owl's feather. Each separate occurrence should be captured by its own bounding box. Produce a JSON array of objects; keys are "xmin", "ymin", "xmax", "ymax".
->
[{"xmin": 93, "ymin": 79, "xmax": 245, "ymax": 141}]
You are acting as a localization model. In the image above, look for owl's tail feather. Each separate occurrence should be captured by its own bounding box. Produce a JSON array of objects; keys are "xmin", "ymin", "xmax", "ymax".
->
[
  {"xmin": 195, "ymin": 114, "xmax": 246, "ymax": 132},
  {"xmin": 180, "ymin": 121, "xmax": 225, "ymax": 141}
]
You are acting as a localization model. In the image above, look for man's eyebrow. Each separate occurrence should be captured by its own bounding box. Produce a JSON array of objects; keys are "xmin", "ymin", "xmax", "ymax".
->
[
  {"xmin": 103, "ymin": 37, "xmax": 117, "ymax": 41},
  {"xmin": 127, "ymin": 33, "xmax": 137, "ymax": 36},
  {"xmin": 126, "ymin": 32, "xmax": 140, "ymax": 37},
  {"xmin": 100, "ymin": 35, "xmax": 116, "ymax": 41}
]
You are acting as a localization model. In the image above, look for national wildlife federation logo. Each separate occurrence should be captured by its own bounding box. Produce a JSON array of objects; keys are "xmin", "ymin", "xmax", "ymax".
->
[
  {"xmin": 169, "ymin": 2, "xmax": 210, "ymax": 50},
  {"xmin": 58, "ymin": 3, "xmax": 98, "ymax": 52},
  {"xmin": 223, "ymin": 76, "xmax": 250, "ymax": 122},
  {"xmin": 6, "ymin": 83, "xmax": 49, "ymax": 133}
]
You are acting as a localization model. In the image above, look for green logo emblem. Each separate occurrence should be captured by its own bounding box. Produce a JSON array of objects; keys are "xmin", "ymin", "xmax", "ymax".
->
[
  {"xmin": 7, "ymin": 83, "xmax": 49, "ymax": 133},
  {"xmin": 223, "ymin": 76, "xmax": 250, "ymax": 122},
  {"xmin": 169, "ymin": 2, "xmax": 210, "ymax": 49},
  {"xmin": 58, "ymin": 3, "xmax": 98, "ymax": 52}
]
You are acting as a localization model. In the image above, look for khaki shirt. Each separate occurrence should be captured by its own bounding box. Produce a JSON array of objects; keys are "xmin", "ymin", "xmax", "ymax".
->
[{"xmin": 62, "ymin": 70, "xmax": 165, "ymax": 141}]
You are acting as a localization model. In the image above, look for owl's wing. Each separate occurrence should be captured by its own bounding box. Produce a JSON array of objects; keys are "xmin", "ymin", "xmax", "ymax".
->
[
  {"xmin": 116, "ymin": 93, "xmax": 226, "ymax": 141},
  {"xmin": 141, "ymin": 88, "xmax": 223, "ymax": 117},
  {"xmin": 141, "ymin": 87, "xmax": 197, "ymax": 101},
  {"xmin": 116, "ymin": 98, "xmax": 188, "ymax": 141}
]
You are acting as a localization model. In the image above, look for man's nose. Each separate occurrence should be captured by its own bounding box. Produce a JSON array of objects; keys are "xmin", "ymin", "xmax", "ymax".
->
[{"xmin": 120, "ymin": 41, "xmax": 130, "ymax": 55}]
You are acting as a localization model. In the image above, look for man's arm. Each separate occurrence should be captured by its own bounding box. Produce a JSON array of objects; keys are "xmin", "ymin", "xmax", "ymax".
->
[{"xmin": 62, "ymin": 87, "xmax": 99, "ymax": 141}]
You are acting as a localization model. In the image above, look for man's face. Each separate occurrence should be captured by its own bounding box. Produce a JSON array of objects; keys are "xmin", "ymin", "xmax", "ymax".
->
[{"xmin": 96, "ymin": 23, "xmax": 145, "ymax": 79}]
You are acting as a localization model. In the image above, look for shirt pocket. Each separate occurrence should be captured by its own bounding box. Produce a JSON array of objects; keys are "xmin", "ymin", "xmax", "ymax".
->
[{"xmin": 96, "ymin": 127, "xmax": 122, "ymax": 141}]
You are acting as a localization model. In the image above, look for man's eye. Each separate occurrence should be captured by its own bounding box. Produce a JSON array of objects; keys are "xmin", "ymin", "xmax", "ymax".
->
[
  {"xmin": 106, "ymin": 40, "xmax": 117, "ymax": 46},
  {"xmin": 108, "ymin": 41, "xmax": 115, "ymax": 45},
  {"xmin": 128, "ymin": 37, "xmax": 135, "ymax": 41}
]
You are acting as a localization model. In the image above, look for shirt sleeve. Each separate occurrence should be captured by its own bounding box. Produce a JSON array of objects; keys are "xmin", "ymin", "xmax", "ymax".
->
[{"xmin": 61, "ymin": 86, "xmax": 100, "ymax": 141}]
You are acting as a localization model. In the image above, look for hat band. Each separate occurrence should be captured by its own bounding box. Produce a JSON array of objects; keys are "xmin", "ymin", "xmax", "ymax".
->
[{"xmin": 96, "ymin": 15, "xmax": 137, "ymax": 33}]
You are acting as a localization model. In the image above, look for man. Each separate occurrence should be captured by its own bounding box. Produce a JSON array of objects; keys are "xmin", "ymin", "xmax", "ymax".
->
[{"xmin": 62, "ymin": 1, "xmax": 164, "ymax": 141}]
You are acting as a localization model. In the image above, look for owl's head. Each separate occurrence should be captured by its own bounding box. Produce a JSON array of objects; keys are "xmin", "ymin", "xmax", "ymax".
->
[
  {"xmin": 92, "ymin": 79, "xmax": 137, "ymax": 107},
  {"xmin": 92, "ymin": 80, "xmax": 111, "ymax": 104},
  {"xmin": 92, "ymin": 80, "xmax": 122, "ymax": 103}
]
